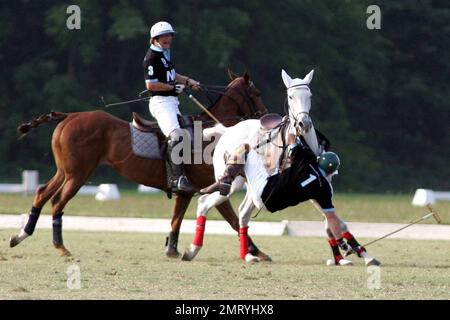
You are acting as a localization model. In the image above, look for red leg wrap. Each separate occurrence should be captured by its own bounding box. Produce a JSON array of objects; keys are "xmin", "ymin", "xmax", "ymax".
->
[{"xmin": 193, "ymin": 216, "xmax": 206, "ymax": 247}]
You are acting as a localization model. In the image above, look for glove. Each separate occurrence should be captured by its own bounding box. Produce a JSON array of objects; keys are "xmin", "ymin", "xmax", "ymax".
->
[{"xmin": 174, "ymin": 84, "xmax": 185, "ymax": 94}]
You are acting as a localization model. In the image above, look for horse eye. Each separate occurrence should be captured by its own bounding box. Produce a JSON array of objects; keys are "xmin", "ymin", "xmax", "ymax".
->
[{"xmin": 288, "ymin": 96, "xmax": 293, "ymax": 99}]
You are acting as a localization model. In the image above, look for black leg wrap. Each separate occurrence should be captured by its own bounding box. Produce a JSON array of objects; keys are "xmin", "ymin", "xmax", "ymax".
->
[
  {"xmin": 165, "ymin": 231, "xmax": 180, "ymax": 257},
  {"xmin": 52, "ymin": 212, "xmax": 64, "ymax": 246},
  {"xmin": 23, "ymin": 206, "xmax": 42, "ymax": 235},
  {"xmin": 166, "ymin": 231, "xmax": 179, "ymax": 249},
  {"xmin": 248, "ymin": 236, "xmax": 259, "ymax": 255}
]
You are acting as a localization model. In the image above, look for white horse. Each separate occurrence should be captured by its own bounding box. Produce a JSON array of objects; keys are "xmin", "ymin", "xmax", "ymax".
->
[
  {"xmin": 183, "ymin": 69, "xmax": 380, "ymax": 266},
  {"xmin": 182, "ymin": 69, "xmax": 324, "ymax": 261}
]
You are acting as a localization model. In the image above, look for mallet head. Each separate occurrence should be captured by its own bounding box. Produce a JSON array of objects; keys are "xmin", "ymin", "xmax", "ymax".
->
[{"xmin": 427, "ymin": 204, "xmax": 442, "ymax": 224}]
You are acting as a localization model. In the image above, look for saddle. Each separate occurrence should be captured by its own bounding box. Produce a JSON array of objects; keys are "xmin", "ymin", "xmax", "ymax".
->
[
  {"xmin": 132, "ymin": 112, "xmax": 194, "ymax": 134},
  {"xmin": 258, "ymin": 113, "xmax": 331, "ymax": 151},
  {"xmin": 259, "ymin": 113, "xmax": 283, "ymax": 130},
  {"xmin": 129, "ymin": 112, "xmax": 195, "ymax": 160}
]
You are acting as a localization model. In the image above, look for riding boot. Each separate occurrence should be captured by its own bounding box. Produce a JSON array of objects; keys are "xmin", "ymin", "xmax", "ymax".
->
[
  {"xmin": 199, "ymin": 163, "xmax": 244, "ymax": 195},
  {"xmin": 200, "ymin": 143, "xmax": 249, "ymax": 196},
  {"xmin": 167, "ymin": 130, "xmax": 196, "ymax": 194}
]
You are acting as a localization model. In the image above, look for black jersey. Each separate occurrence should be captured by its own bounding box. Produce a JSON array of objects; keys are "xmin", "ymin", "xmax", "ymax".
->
[
  {"xmin": 143, "ymin": 46, "xmax": 177, "ymax": 97},
  {"xmin": 260, "ymin": 144, "xmax": 334, "ymax": 213}
]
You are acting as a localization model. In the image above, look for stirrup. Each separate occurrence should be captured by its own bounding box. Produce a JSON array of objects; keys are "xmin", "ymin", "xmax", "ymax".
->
[{"xmin": 172, "ymin": 176, "xmax": 197, "ymax": 194}]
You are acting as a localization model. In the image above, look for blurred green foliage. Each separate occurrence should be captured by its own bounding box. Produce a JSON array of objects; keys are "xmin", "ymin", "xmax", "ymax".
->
[{"xmin": 0, "ymin": 0, "xmax": 448, "ymax": 192}]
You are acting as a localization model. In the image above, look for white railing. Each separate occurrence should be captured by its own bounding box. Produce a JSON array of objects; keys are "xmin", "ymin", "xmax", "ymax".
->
[
  {"xmin": 412, "ymin": 188, "xmax": 450, "ymax": 206},
  {"xmin": 0, "ymin": 170, "xmax": 162, "ymax": 200}
]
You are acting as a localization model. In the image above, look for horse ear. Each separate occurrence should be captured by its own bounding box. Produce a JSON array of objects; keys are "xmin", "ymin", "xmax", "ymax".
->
[
  {"xmin": 303, "ymin": 69, "xmax": 314, "ymax": 84},
  {"xmin": 228, "ymin": 68, "xmax": 238, "ymax": 81},
  {"xmin": 243, "ymin": 71, "xmax": 250, "ymax": 83},
  {"xmin": 281, "ymin": 69, "xmax": 292, "ymax": 88}
]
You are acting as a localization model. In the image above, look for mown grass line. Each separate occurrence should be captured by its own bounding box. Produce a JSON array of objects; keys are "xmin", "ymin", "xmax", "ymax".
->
[
  {"xmin": 0, "ymin": 230, "xmax": 449, "ymax": 299},
  {"xmin": 0, "ymin": 192, "xmax": 448, "ymax": 224}
]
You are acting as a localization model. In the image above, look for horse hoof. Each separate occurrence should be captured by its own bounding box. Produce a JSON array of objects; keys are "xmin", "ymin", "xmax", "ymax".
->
[
  {"xmin": 326, "ymin": 259, "xmax": 353, "ymax": 266},
  {"xmin": 257, "ymin": 252, "xmax": 272, "ymax": 262},
  {"xmin": 9, "ymin": 235, "xmax": 19, "ymax": 248},
  {"xmin": 181, "ymin": 251, "xmax": 192, "ymax": 261},
  {"xmin": 166, "ymin": 249, "xmax": 181, "ymax": 259},
  {"xmin": 181, "ymin": 244, "xmax": 201, "ymax": 261},
  {"xmin": 339, "ymin": 259, "xmax": 353, "ymax": 266},
  {"xmin": 55, "ymin": 245, "xmax": 71, "ymax": 257},
  {"xmin": 365, "ymin": 257, "xmax": 381, "ymax": 267},
  {"xmin": 245, "ymin": 253, "xmax": 259, "ymax": 263}
]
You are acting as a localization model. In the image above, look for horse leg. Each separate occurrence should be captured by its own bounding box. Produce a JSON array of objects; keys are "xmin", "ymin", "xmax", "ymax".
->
[
  {"xmin": 182, "ymin": 192, "xmax": 229, "ymax": 261},
  {"xmin": 215, "ymin": 197, "xmax": 272, "ymax": 262},
  {"xmin": 9, "ymin": 170, "xmax": 65, "ymax": 248},
  {"xmin": 165, "ymin": 194, "xmax": 193, "ymax": 258},
  {"xmin": 238, "ymin": 192, "xmax": 258, "ymax": 261},
  {"xmin": 50, "ymin": 174, "xmax": 89, "ymax": 256}
]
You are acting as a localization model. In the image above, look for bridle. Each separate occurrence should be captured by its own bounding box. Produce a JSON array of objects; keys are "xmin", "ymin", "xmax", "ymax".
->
[
  {"xmin": 199, "ymin": 79, "xmax": 267, "ymax": 121},
  {"xmin": 284, "ymin": 83, "xmax": 312, "ymax": 135}
]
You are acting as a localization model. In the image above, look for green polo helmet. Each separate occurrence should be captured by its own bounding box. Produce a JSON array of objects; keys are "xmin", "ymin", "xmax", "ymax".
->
[{"xmin": 318, "ymin": 152, "xmax": 340, "ymax": 175}]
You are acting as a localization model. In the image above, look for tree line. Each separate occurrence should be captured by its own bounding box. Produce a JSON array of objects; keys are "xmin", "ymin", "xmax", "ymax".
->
[{"xmin": 0, "ymin": 0, "xmax": 448, "ymax": 192}]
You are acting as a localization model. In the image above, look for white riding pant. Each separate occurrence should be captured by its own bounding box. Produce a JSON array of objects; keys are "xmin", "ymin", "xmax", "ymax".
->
[
  {"xmin": 149, "ymin": 96, "xmax": 181, "ymax": 137},
  {"xmin": 244, "ymin": 150, "xmax": 271, "ymax": 210}
]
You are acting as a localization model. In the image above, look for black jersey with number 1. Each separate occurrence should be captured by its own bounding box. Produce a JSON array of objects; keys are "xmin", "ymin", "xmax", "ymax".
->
[{"xmin": 260, "ymin": 144, "xmax": 335, "ymax": 213}]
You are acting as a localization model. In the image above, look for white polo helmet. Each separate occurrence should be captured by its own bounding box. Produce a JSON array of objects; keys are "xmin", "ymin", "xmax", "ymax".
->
[{"xmin": 150, "ymin": 21, "xmax": 175, "ymax": 38}]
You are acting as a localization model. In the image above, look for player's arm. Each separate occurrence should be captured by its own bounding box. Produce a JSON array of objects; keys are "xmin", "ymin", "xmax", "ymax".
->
[
  {"xmin": 176, "ymin": 73, "xmax": 200, "ymax": 90},
  {"xmin": 146, "ymin": 81, "xmax": 175, "ymax": 92},
  {"xmin": 144, "ymin": 61, "xmax": 175, "ymax": 92}
]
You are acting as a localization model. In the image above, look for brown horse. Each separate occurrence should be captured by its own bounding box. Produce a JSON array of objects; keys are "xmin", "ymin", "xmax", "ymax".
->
[{"xmin": 9, "ymin": 71, "xmax": 272, "ymax": 260}]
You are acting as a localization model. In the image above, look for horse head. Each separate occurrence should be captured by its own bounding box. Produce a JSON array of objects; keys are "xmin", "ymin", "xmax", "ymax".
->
[
  {"xmin": 281, "ymin": 69, "xmax": 314, "ymax": 135},
  {"xmin": 224, "ymin": 69, "xmax": 268, "ymax": 120}
]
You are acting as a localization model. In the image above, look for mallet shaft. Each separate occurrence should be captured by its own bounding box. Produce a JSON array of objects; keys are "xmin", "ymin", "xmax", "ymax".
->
[
  {"xmin": 361, "ymin": 212, "xmax": 434, "ymax": 248},
  {"xmin": 188, "ymin": 94, "xmax": 221, "ymax": 124}
]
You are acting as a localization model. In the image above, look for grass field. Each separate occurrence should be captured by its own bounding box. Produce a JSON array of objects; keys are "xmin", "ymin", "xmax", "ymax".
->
[
  {"xmin": 0, "ymin": 191, "xmax": 449, "ymax": 224},
  {"xmin": 0, "ymin": 230, "xmax": 449, "ymax": 300}
]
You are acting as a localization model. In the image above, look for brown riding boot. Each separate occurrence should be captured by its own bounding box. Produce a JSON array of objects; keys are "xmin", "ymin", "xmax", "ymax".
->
[
  {"xmin": 200, "ymin": 143, "xmax": 249, "ymax": 196},
  {"xmin": 200, "ymin": 163, "xmax": 244, "ymax": 196}
]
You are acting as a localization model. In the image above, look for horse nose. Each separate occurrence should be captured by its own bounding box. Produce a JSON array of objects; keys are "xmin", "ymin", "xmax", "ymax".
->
[{"xmin": 300, "ymin": 114, "xmax": 312, "ymax": 133}]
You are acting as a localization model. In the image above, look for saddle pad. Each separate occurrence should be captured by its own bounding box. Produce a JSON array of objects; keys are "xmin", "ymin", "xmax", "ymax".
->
[{"xmin": 129, "ymin": 123, "xmax": 164, "ymax": 159}]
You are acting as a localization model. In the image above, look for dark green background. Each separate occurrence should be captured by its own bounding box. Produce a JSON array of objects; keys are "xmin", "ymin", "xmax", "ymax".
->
[{"xmin": 0, "ymin": 0, "xmax": 448, "ymax": 192}]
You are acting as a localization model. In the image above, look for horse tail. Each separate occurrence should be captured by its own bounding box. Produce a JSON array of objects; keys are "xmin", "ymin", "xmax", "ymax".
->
[
  {"xmin": 17, "ymin": 111, "xmax": 69, "ymax": 138},
  {"xmin": 202, "ymin": 123, "xmax": 228, "ymax": 140}
]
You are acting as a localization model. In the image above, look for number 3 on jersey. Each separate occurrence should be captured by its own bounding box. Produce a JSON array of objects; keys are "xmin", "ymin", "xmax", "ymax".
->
[{"xmin": 147, "ymin": 66, "xmax": 154, "ymax": 76}]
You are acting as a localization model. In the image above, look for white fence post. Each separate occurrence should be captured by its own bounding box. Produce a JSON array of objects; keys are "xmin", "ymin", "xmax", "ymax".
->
[
  {"xmin": 412, "ymin": 188, "xmax": 450, "ymax": 206},
  {"xmin": 22, "ymin": 170, "xmax": 39, "ymax": 195}
]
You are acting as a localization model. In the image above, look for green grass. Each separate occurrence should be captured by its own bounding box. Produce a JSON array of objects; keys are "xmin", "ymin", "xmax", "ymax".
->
[
  {"xmin": 0, "ymin": 230, "xmax": 449, "ymax": 299},
  {"xmin": 0, "ymin": 191, "xmax": 448, "ymax": 224}
]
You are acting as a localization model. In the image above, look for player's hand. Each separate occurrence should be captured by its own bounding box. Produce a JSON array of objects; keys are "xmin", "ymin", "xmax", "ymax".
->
[
  {"xmin": 174, "ymin": 84, "xmax": 185, "ymax": 94},
  {"xmin": 187, "ymin": 78, "xmax": 201, "ymax": 91}
]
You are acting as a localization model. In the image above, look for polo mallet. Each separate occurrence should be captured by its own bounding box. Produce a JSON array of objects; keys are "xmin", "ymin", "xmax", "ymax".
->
[
  {"xmin": 100, "ymin": 90, "xmax": 150, "ymax": 108},
  {"xmin": 344, "ymin": 204, "xmax": 442, "ymax": 257},
  {"xmin": 187, "ymin": 93, "xmax": 221, "ymax": 125}
]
